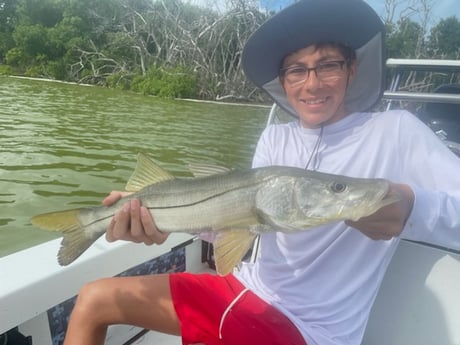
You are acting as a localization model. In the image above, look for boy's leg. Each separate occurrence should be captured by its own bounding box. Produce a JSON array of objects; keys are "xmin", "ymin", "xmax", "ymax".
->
[
  {"xmin": 63, "ymin": 274, "xmax": 180, "ymax": 345},
  {"xmin": 170, "ymin": 273, "xmax": 307, "ymax": 345}
]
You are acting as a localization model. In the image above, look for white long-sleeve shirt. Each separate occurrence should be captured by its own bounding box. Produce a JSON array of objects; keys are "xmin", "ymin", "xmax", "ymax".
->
[{"xmin": 235, "ymin": 109, "xmax": 460, "ymax": 345}]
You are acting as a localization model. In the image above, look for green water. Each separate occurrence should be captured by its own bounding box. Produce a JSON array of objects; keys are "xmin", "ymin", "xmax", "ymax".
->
[{"xmin": 0, "ymin": 76, "xmax": 268, "ymax": 257}]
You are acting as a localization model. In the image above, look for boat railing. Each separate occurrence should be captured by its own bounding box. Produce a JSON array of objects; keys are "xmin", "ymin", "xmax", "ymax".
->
[
  {"xmin": 384, "ymin": 58, "xmax": 460, "ymax": 156},
  {"xmin": 383, "ymin": 58, "xmax": 460, "ymax": 107},
  {"xmin": 383, "ymin": 90, "xmax": 460, "ymax": 104}
]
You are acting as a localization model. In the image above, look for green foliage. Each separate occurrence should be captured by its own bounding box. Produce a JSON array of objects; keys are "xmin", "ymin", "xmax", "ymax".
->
[
  {"xmin": 5, "ymin": 47, "xmax": 24, "ymax": 66},
  {"xmin": 47, "ymin": 17, "xmax": 83, "ymax": 59},
  {"xmin": 105, "ymin": 72, "xmax": 132, "ymax": 90},
  {"xmin": 24, "ymin": 65, "xmax": 42, "ymax": 77},
  {"xmin": 103, "ymin": 32, "xmax": 137, "ymax": 63},
  {"xmin": 0, "ymin": 64, "xmax": 14, "ymax": 75},
  {"xmin": 13, "ymin": 24, "xmax": 48, "ymax": 58},
  {"xmin": 45, "ymin": 59, "xmax": 67, "ymax": 79},
  {"xmin": 386, "ymin": 19, "xmax": 423, "ymax": 58},
  {"xmin": 16, "ymin": 0, "xmax": 64, "ymax": 27},
  {"xmin": 130, "ymin": 65, "xmax": 198, "ymax": 98},
  {"xmin": 0, "ymin": 0, "xmax": 19, "ymax": 33},
  {"xmin": 0, "ymin": 32, "xmax": 15, "ymax": 62},
  {"xmin": 428, "ymin": 16, "xmax": 460, "ymax": 58}
]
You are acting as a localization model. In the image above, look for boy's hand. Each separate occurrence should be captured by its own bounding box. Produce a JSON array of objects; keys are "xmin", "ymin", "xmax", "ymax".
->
[
  {"xmin": 103, "ymin": 191, "xmax": 169, "ymax": 245},
  {"xmin": 345, "ymin": 183, "xmax": 414, "ymax": 240}
]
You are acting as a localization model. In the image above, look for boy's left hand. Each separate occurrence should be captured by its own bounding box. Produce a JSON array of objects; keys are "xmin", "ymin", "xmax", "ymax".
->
[{"xmin": 345, "ymin": 183, "xmax": 414, "ymax": 240}]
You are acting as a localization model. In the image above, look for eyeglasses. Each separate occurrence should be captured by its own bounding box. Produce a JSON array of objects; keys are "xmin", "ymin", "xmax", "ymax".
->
[{"xmin": 280, "ymin": 60, "xmax": 347, "ymax": 86}]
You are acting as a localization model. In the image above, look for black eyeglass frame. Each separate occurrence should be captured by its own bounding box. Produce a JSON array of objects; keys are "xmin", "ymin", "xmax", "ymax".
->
[{"xmin": 279, "ymin": 60, "xmax": 349, "ymax": 84}]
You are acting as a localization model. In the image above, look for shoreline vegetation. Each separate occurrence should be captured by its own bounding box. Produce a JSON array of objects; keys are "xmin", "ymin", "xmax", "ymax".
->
[
  {"xmin": 4, "ymin": 74, "xmax": 272, "ymax": 108},
  {"xmin": 1, "ymin": 0, "xmax": 459, "ymax": 103}
]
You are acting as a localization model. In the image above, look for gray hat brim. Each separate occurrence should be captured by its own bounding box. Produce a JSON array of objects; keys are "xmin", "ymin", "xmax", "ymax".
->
[{"xmin": 242, "ymin": 0, "xmax": 385, "ymax": 117}]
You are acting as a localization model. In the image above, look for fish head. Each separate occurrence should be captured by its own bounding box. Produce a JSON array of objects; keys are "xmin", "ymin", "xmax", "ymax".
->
[{"xmin": 292, "ymin": 173, "xmax": 399, "ymax": 226}]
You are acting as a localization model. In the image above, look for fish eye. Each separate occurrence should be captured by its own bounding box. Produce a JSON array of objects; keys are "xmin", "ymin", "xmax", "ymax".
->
[{"xmin": 330, "ymin": 182, "xmax": 347, "ymax": 193}]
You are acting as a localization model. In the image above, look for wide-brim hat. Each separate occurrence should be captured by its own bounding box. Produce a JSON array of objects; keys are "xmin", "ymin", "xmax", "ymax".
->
[{"xmin": 242, "ymin": 0, "xmax": 385, "ymax": 117}]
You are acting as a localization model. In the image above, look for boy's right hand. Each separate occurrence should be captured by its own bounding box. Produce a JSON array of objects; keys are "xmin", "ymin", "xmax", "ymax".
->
[{"xmin": 103, "ymin": 191, "xmax": 169, "ymax": 245}]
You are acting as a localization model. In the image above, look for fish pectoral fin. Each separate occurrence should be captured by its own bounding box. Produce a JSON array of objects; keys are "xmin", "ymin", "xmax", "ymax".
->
[
  {"xmin": 213, "ymin": 229, "xmax": 257, "ymax": 276},
  {"xmin": 125, "ymin": 153, "xmax": 175, "ymax": 192},
  {"xmin": 187, "ymin": 163, "xmax": 231, "ymax": 178},
  {"xmin": 31, "ymin": 208, "xmax": 102, "ymax": 266}
]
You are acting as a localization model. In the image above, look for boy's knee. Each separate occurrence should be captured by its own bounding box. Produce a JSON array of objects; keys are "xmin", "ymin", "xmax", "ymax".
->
[{"xmin": 73, "ymin": 279, "xmax": 111, "ymax": 316}]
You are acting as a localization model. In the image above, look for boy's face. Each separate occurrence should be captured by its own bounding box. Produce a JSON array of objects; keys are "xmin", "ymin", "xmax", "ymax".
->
[{"xmin": 280, "ymin": 45, "xmax": 356, "ymax": 128}]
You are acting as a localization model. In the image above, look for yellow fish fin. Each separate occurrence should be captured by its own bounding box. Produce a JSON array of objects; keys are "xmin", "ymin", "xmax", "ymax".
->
[
  {"xmin": 188, "ymin": 163, "xmax": 231, "ymax": 178},
  {"xmin": 31, "ymin": 208, "xmax": 101, "ymax": 266},
  {"xmin": 126, "ymin": 153, "xmax": 175, "ymax": 192},
  {"xmin": 31, "ymin": 208, "xmax": 82, "ymax": 232},
  {"xmin": 213, "ymin": 229, "xmax": 257, "ymax": 275}
]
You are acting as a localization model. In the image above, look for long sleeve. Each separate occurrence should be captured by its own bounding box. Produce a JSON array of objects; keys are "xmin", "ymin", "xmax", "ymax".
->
[{"xmin": 397, "ymin": 111, "xmax": 460, "ymax": 249}]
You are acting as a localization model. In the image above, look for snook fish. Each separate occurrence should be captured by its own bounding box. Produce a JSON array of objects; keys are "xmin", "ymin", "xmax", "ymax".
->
[{"xmin": 31, "ymin": 153, "xmax": 398, "ymax": 275}]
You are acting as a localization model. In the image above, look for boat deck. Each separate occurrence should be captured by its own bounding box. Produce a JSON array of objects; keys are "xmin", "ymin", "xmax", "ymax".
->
[{"xmin": 107, "ymin": 327, "xmax": 181, "ymax": 345}]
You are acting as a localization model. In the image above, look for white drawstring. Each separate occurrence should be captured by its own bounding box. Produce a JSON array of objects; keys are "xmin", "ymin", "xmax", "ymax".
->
[{"xmin": 218, "ymin": 288, "xmax": 250, "ymax": 339}]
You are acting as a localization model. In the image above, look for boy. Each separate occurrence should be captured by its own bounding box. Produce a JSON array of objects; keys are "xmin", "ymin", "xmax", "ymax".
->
[{"xmin": 63, "ymin": 1, "xmax": 460, "ymax": 344}]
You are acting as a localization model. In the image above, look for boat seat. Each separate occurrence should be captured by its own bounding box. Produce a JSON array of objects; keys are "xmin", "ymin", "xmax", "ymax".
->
[{"xmin": 362, "ymin": 240, "xmax": 460, "ymax": 345}]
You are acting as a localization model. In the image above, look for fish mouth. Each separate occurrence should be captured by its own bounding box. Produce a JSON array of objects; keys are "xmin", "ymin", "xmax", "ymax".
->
[
  {"xmin": 345, "ymin": 183, "xmax": 399, "ymax": 222},
  {"xmin": 380, "ymin": 189, "xmax": 400, "ymax": 207}
]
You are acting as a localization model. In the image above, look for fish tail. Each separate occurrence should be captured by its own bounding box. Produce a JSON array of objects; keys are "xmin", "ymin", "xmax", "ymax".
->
[{"xmin": 31, "ymin": 208, "xmax": 103, "ymax": 266}]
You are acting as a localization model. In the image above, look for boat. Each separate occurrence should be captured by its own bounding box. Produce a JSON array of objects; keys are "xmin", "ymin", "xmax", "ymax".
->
[{"xmin": 1, "ymin": 58, "xmax": 460, "ymax": 345}]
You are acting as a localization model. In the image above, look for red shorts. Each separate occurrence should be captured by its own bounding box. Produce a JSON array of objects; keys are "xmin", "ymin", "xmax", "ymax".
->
[{"xmin": 169, "ymin": 272, "xmax": 307, "ymax": 345}]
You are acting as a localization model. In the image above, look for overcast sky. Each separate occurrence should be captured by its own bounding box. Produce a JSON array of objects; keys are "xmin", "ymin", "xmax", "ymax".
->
[
  {"xmin": 365, "ymin": 0, "xmax": 460, "ymax": 24},
  {"xmin": 188, "ymin": 0, "xmax": 460, "ymax": 24}
]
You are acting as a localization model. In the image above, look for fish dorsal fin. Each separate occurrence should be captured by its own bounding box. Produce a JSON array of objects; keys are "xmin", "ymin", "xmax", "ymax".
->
[
  {"xmin": 188, "ymin": 163, "xmax": 231, "ymax": 178},
  {"xmin": 213, "ymin": 229, "xmax": 257, "ymax": 275},
  {"xmin": 125, "ymin": 153, "xmax": 175, "ymax": 192}
]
